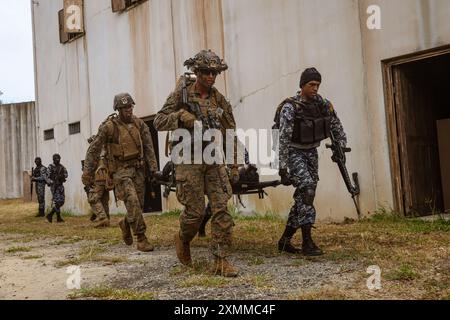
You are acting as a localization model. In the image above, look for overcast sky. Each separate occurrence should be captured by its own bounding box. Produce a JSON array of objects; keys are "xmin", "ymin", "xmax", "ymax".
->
[{"xmin": 0, "ymin": 0, "xmax": 35, "ymax": 104}]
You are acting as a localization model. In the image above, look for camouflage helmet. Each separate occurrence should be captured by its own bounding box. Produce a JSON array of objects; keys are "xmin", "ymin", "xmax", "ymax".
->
[
  {"xmin": 184, "ymin": 50, "xmax": 228, "ymax": 74},
  {"xmin": 113, "ymin": 93, "xmax": 135, "ymax": 111}
]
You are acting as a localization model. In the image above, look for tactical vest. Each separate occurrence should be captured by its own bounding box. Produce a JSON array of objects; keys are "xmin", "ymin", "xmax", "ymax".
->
[
  {"xmin": 33, "ymin": 166, "xmax": 43, "ymax": 178},
  {"xmin": 191, "ymin": 96, "xmax": 224, "ymax": 129},
  {"xmin": 108, "ymin": 118, "xmax": 143, "ymax": 166},
  {"xmin": 292, "ymin": 99, "xmax": 331, "ymax": 145},
  {"xmin": 50, "ymin": 165, "xmax": 66, "ymax": 185}
]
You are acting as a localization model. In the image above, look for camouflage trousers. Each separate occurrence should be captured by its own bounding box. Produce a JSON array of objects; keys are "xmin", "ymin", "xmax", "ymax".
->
[
  {"xmin": 88, "ymin": 184, "xmax": 110, "ymax": 220},
  {"xmin": 113, "ymin": 166, "xmax": 146, "ymax": 236},
  {"xmin": 50, "ymin": 185, "xmax": 65, "ymax": 213},
  {"xmin": 35, "ymin": 182, "xmax": 46, "ymax": 210},
  {"xmin": 286, "ymin": 148, "xmax": 319, "ymax": 229},
  {"xmin": 175, "ymin": 164, "xmax": 233, "ymax": 258}
]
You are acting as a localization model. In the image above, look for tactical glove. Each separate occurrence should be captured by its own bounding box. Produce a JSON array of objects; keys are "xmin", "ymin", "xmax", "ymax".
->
[
  {"xmin": 81, "ymin": 172, "xmax": 93, "ymax": 186},
  {"xmin": 279, "ymin": 168, "xmax": 291, "ymax": 186},
  {"xmin": 230, "ymin": 166, "xmax": 240, "ymax": 184},
  {"xmin": 178, "ymin": 110, "xmax": 196, "ymax": 129}
]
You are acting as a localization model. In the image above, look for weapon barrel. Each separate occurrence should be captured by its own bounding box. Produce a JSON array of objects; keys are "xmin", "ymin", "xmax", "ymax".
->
[{"xmin": 337, "ymin": 162, "xmax": 355, "ymax": 194}]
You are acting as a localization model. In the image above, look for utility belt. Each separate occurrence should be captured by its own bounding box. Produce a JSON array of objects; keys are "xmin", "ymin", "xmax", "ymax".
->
[{"xmin": 292, "ymin": 115, "xmax": 331, "ymax": 145}]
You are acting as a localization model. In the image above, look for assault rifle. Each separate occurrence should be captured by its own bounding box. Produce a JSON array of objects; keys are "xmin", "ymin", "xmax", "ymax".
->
[
  {"xmin": 326, "ymin": 131, "xmax": 361, "ymax": 218},
  {"xmin": 52, "ymin": 167, "xmax": 66, "ymax": 187},
  {"xmin": 30, "ymin": 167, "xmax": 34, "ymax": 200},
  {"xmin": 181, "ymin": 72, "xmax": 222, "ymax": 130}
]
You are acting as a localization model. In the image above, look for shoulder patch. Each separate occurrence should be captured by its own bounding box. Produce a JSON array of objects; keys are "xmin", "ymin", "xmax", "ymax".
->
[{"xmin": 323, "ymin": 99, "xmax": 334, "ymax": 113}]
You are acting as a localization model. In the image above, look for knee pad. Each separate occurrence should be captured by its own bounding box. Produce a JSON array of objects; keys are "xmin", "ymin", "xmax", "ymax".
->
[{"xmin": 302, "ymin": 188, "xmax": 316, "ymax": 206}]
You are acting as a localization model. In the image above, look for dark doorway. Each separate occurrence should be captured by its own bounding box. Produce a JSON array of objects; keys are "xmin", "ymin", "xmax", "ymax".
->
[
  {"xmin": 143, "ymin": 117, "xmax": 162, "ymax": 213},
  {"xmin": 384, "ymin": 47, "xmax": 450, "ymax": 216}
]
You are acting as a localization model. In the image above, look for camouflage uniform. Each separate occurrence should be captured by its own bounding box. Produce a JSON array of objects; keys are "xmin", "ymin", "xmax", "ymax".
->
[
  {"xmin": 83, "ymin": 94, "xmax": 158, "ymax": 246},
  {"xmin": 279, "ymin": 93, "xmax": 346, "ymax": 228},
  {"xmin": 47, "ymin": 163, "xmax": 68, "ymax": 216},
  {"xmin": 154, "ymin": 50, "xmax": 238, "ymax": 260},
  {"xmin": 33, "ymin": 165, "xmax": 48, "ymax": 213},
  {"xmin": 87, "ymin": 184, "xmax": 110, "ymax": 221},
  {"xmin": 84, "ymin": 139, "xmax": 111, "ymax": 225}
]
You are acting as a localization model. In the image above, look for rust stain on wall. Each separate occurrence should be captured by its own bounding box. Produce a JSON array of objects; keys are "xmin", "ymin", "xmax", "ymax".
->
[{"xmin": 129, "ymin": 1, "xmax": 152, "ymax": 117}]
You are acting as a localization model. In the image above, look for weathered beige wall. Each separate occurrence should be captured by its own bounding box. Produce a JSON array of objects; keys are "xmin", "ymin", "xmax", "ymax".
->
[
  {"xmin": 359, "ymin": 0, "xmax": 450, "ymax": 210},
  {"xmin": 31, "ymin": 0, "xmax": 450, "ymax": 220},
  {"xmin": 0, "ymin": 102, "xmax": 37, "ymax": 199},
  {"xmin": 221, "ymin": 0, "xmax": 373, "ymax": 220},
  {"xmin": 32, "ymin": 0, "xmax": 92, "ymax": 213}
]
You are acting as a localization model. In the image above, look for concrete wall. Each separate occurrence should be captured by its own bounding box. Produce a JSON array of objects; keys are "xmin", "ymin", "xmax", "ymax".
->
[
  {"xmin": 31, "ymin": 0, "xmax": 450, "ymax": 220},
  {"xmin": 359, "ymin": 0, "xmax": 450, "ymax": 210},
  {"xmin": 221, "ymin": 0, "xmax": 373, "ymax": 220},
  {"xmin": 0, "ymin": 102, "xmax": 37, "ymax": 199}
]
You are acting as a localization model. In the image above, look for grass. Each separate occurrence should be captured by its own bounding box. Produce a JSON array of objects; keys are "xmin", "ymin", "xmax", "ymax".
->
[
  {"xmin": 160, "ymin": 209, "xmax": 182, "ymax": 217},
  {"xmin": 385, "ymin": 264, "xmax": 420, "ymax": 281},
  {"xmin": 52, "ymin": 237, "xmax": 83, "ymax": 245},
  {"xmin": 22, "ymin": 254, "xmax": 43, "ymax": 260},
  {"xmin": 55, "ymin": 243, "xmax": 129, "ymax": 267},
  {"xmin": 5, "ymin": 246, "xmax": 32, "ymax": 253},
  {"xmin": 68, "ymin": 286, "xmax": 155, "ymax": 300},
  {"xmin": 368, "ymin": 207, "xmax": 450, "ymax": 233},
  {"xmin": 244, "ymin": 274, "xmax": 272, "ymax": 289},
  {"xmin": 1, "ymin": 199, "xmax": 450, "ymax": 299},
  {"xmin": 245, "ymin": 256, "xmax": 265, "ymax": 266}
]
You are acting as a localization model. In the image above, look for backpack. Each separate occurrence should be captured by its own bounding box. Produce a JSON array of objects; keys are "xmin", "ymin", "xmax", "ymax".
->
[{"xmin": 272, "ymin": 97, "xmax": 297, "ymax": 130}]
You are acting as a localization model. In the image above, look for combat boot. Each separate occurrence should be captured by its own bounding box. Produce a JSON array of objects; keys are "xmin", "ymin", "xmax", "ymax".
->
[
  {"xmin": 46, "ymin": 209, "xmax": 55, "ymax": 223},
  {"xmin": 136, "ymin": 234, "xmax": 154, "ymax": 252},
  {"xmin": 211, "ymin": 257, "xmax": 238, "ymax": 277},
  {"xmin": 198, "ymin": 205, "xmax": 212, "ymax": 238},
  {"xmin": 56, "ymin": 212, "xmax": 65, "ymax": 223},
  {"xmin": 174, "ymin": 232, "xmax": 192, "ymax": 266},
  {"xmin": 35, "ymin": 208, "xmax": 45, "ymax": 218},
  {"xmin": 278, "ymin": 226, "xmax": 301, "ymax": 254},
  {"xmin": 119, "ymin": 219, "xmax": 133, "ymax": 246},
  {"xmin": 301, "ymin": 224, "xmax": 323, "ymax": 256},
  {"xmin": 94, "ymin": 218, "xmax": 110, "ymax": 229}
]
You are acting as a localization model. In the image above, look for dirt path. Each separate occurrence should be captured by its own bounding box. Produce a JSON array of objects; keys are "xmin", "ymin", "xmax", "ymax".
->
[
  {"xmin": 0, "ymin": 232, "xmax": 376, "ymax": 300},
  {"xmin": 0, "ymin": 200, "xmax": 448, "ymax": 300},
  {"xmin": 0, "ymin": 234, "xmax": 118, "ymax": 300}
]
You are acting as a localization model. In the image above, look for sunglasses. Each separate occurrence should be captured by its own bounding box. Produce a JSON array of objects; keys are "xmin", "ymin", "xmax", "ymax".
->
[{"xmin": 198, "ymin": 69, "xmax": 218, "ymax": 76}]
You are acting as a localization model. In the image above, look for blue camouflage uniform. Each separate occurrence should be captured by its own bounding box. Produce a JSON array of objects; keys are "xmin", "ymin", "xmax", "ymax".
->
[
  {"xmin": 33, "ymin": 165, "xmax": 48, "ymax": 211},
  {"xmin": 279, "ymin": 93, "xmax": 346, "ymax": 228},
  {"xmin": 47, "ymin": 163, "xmax": 68, "ymax": 214}
]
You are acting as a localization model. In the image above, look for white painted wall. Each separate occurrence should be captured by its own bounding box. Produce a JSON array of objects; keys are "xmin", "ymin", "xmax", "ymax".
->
[{"xmin": 31, "ymin": 0, "xmax": 450, "ymax": 220}]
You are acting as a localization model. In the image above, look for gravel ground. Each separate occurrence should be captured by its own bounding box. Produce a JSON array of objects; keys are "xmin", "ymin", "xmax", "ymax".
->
[{"xmin": 0, "ymin": 233, "xmax": 365, "ymax": 300}]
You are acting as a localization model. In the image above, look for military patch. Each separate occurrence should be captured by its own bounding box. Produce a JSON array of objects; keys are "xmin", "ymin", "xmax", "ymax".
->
[
  {"xmin": 324, "ymin": 99, "xmax": 334, "ymax": 113},
  {"xmin": 121, "ymin": 97, "xmax": 128, "ymax": 105}
]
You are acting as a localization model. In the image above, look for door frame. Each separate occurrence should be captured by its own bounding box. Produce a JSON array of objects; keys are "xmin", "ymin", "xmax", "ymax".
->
[{"xmin": 381, "ymin": 44, "xmax": 450, "ymax": 215}]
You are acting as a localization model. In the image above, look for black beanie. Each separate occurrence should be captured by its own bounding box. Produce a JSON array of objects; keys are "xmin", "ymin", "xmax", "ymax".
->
[{"xmin": 299, "ymin": 68, "xmax": 322, "ymax": 88}]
